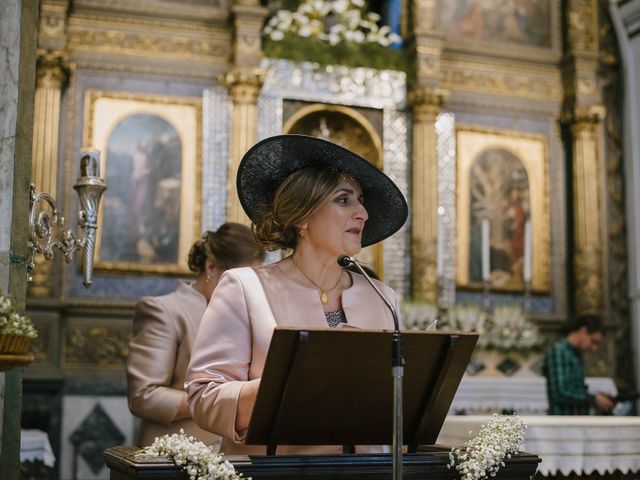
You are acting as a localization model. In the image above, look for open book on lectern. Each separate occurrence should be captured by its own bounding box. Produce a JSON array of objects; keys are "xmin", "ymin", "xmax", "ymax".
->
[{"xmin": 246, "ymin": 327, "xmax": 478, "ymax": 451}]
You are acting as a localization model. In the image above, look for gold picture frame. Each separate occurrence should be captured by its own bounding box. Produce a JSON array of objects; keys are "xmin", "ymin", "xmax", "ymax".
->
[
  {"xmin": 455, "ymin": 127, "xmax": 550, "ymax": 292},
  {"xmin": 83, "ymin": 90, "xmax": 202, "ymax": 275}
]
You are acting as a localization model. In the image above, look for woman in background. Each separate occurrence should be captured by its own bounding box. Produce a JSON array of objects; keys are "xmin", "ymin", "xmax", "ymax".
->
[{"xmin": 126, "ymin": 223, "xmax": 265, "ymax": 447}]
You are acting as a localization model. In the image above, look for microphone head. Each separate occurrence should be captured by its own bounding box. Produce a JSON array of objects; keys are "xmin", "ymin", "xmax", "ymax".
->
[{"xmin": 337, "ymin": 254, "xmax": 353, "ymax": 267}]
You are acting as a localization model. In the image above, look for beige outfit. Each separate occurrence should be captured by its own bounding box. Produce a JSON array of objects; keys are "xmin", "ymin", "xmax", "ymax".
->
[
  {"xmin": 127, "ymin": 280, "xmax": 221, "ymax": 448},
  {"xmin": 185, "ymin": 260, "xmax": 400, "ymax": 455}
]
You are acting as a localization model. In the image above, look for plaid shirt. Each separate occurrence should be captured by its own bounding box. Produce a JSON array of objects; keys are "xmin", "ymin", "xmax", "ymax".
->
[{"xmin": 543, "ymin": 338, "xmax": 593, "ymax": 415}]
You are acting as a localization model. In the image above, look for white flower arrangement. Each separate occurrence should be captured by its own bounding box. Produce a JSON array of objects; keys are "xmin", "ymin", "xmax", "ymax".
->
[
  {"xmin": 0, "ymin": 291, "xmax": 38, "ymax": 338},
  {"xmin": 141, "ymin": 430, "xmax": 245, "ymax": 480},
  {"xmin": 400, "ymin": 300, "xmax": 438, "ymax": 331},
  {"xmin": 487, "ymin": 304, "xmax": 542, "ymax": 351},
  {"xmin": 448, "ymin": 414, "xmax": 526, "ymax": 480},
  {"xmin": 446, "ymin": 304, "xmax": 490, "ymax": 349},
  {"xmin": 263, "ymin": 0, "xmax": 401, "ymax": 47}
]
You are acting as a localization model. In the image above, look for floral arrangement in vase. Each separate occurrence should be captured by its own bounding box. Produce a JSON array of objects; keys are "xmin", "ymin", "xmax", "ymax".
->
[
  {"xmin": 262, "ymin": 0, "xmax": 405, "ymax": 70},
  {"xmin": 141, "ymin": 430, "xmax": 245, "ymax": 480},
  {"xmin": 448, "ymin": 414, "xmax": 526, "ymax": 480},
  {"xmin": 0, "ymin": 291, "xmax": 38, "ymax": 354}
]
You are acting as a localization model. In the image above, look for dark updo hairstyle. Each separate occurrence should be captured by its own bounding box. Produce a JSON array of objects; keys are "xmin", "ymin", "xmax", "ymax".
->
[
  {"xmin": 252, "ymin": 166, "xmax": 359, "ymax": 251},
  {"xmin": 187, "ymin": 222, "xmax": 265, "ymax": 273}
]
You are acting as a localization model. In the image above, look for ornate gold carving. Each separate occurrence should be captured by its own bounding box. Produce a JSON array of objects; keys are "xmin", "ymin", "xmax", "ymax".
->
[
  {"xmin": 567, "ymin": 0, "xmax": 598, "ymax": 52},
  {"xmin": 39, "ymin": 0, "xmax": 68, "ymax": 40},
  {"xmin": 220, "ymin": 68, "xmax": 265, "ymax": 105},
  {"xmin": 36, "ymin": 49, "xmax": 68, "ymax": 88},
  {"xmin": 412, "ymin": 0, "xmax": 438, "ymax": 32},
  {"xmin": 443, "ymin": 65, "xmax": 562, "ymax": 101},
  {"xmin": 64, "ymin": 324, "xmax": 130, "ymax": 366},
  {"xmin": 412, "ymin": 238, "xmax": 437, "ymax": 302},
  {"xmin": 67, "ymin": 30, "xmax": 227, "ymax": 59},
  {"xmin": 574, "ymin": 247, "xmax": 603, "ymax": 315},
  {"xmin": 408, "ymin": 87, "xmax": 448, "ymax": 120}
]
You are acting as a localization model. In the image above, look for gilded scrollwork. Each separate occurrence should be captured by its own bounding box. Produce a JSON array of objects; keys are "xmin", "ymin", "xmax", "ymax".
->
[
  {"xmin": 573, "ymin": 247, "xmax": 603, "ymax": 315},
  {"xmin": 566, "ymin": 0, "xmax": 598, "ymax": 53},
  {"xmin": 64, "ymin": 324, "xmax": 130, "ymax": 366},
  {"xmin": 220, "ymin": 68, "xmax": 265, "ymax": 105},
  {"xmin": 67, "ymin": 30, "xmax": 227, "ymax": 59}
]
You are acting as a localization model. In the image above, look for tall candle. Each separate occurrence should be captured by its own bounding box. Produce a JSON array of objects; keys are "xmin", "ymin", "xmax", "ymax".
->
[
  {"xmin": 481, "ymin": 218, "xmax": 490, "ymax": 282},
  {"xmin": 523, "ymin": 219, "xmax": 532, "ymax": 283},
  {"xmin": 436, "ymin": 207, "xmax": 445, "ymax": 277}
]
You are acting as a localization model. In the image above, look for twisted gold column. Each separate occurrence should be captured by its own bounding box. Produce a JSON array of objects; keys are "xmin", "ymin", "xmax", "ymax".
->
[
  {"xmin": 29, "ymin": 50, "xmax": 67, "ymax": 297},
  {"xmin": 408, "ymin": 87, "xmax": 447, "ymax": 301},
  {"xmin": 220, "ymin": 69, "xmax": 265, "ymax": 224},
  {"xmin": 570, "ymin": 105, "xmax": 606, "ymax": 315}
]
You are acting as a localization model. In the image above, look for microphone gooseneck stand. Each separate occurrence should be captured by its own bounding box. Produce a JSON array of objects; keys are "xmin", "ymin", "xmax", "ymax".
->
[{"xmin": 337, "ymin": 255, "xmax": 404, "ymax": 480}]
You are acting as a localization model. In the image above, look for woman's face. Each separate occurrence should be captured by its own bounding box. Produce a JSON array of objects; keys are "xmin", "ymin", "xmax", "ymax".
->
[{"xmin": 299, "ymin": 179, "xmax": 368, "ymax": 258}]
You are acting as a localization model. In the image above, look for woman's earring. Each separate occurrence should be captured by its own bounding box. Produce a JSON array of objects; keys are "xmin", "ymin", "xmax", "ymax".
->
[
  {"xmin": 299, "ymin": 229, "xmax": 306, "ymax": 237},
  {"xmin": 205, "ymin": 275, "xmax": 212, "ymax": 284}
]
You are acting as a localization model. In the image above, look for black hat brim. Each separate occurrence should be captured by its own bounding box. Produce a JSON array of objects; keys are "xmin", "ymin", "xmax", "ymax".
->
[{"xmin": 237, "ymin": 134, "xmax": 408, "ymax": 247}]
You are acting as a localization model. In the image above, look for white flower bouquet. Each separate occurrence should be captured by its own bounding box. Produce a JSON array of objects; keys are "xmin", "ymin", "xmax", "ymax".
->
[
  {"xmin": 487, "ymin": 304, "xmax": 543, "ymax": 351},
  {"xmin": 142, "ymin": 430, "xmax": 245, "ymax": 480},
  {"xmin": 0, "ymin": 291, "xmax": 38, "ymax": 354},
  {"xmin": 263, "ymin": 0, "xmax": 401, "ymax": 47},
  {"xmin": 448, "ymin": 414, "xmax": 526, "ymax": 480}
]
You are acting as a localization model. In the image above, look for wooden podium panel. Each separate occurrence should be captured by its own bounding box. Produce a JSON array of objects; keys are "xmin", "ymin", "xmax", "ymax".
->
[
  {"xmin": 103, "ymin": 445, "xmax": 540, "ymax": 480},
  {"xmin": 246, "ymin": 328, "xmax": 478, "ymax": 449}
]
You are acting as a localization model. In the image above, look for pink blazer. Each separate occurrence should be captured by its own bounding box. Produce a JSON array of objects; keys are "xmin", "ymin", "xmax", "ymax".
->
[
  {"xmin": 127, "ymin": 280, "xmax": 221, "ymax": 448},
  {"xmin": 185, "ymin": 260, "xmax": 400, "ymax": 455}
]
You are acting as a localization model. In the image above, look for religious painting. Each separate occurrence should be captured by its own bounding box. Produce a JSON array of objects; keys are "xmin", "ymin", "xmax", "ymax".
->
[
  {"xmin": 83, "ymin": 90, "xmax": 202, "ymax": 275},
  {"xmin": 440, "ymin": 0, "xmax": 555, "ymax": 50},
  {"xmin": 283, "ymin": 101, "xmax": 385, "ymax": 278},
  {"xmin": 456, "ymin": 128, "xmax": 550, "ymax": 292}
]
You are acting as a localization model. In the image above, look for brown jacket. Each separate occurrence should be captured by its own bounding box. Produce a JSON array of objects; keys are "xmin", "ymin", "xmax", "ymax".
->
[{"xmin": 127, "ymin": 280, "xmax": 221, "ymax": 448}]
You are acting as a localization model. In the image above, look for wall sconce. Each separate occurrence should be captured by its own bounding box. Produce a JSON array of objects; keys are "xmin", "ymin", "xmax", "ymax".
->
[{"xmin": 27, "ymin": 149, "xmax": 107, "ymax": 288}]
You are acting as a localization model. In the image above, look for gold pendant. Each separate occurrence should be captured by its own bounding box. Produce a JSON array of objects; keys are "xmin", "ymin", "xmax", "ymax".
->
[{"xmin": 320, "ymin": 291, "xmax": 329, "ymax": 304}]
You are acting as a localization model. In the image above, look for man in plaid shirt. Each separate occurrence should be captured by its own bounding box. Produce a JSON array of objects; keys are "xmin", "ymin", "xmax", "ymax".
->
[{"xmin": 543, "ymin": 315, "xmax": 615, "ymax": 415}]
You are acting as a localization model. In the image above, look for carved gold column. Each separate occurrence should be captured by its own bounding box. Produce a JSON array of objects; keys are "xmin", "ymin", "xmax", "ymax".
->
[
  {"xmin": 408, "ymin": 88, "xmax": 447, "ymax": 301},
  {"xmin": 29, "ymin": 49, "xmax": 68, "ymax": 297},
  {"xmin": 408, "ymin": 0, "xmax": 447, "ymax": 301},
  {"xmin": 569, "ymin": 106, "xmax": 606, "ymax": 315},
  {"xmin": 221, "ymin": 69, "xmax": 265, "ymax": 224},
  {"xmin": 563, "ymin": 0, "xmax": 605, "ymax": 315},
  {"xmin": 223, "ymin": 0, "xmax": 267, "ymax": 224}
]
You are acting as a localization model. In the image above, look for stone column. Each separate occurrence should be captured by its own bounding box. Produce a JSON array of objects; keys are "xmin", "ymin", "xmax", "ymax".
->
[
  {"xmin": 569, "ymin": 105, "xmax": 606, "ymax": 315},
  {"xmin": 220, "ymin": 69, "xmax": 265, "ymax": 224},
  {"xmin": 28, "ymin": 50, "xmax": 68, "ymax": 297},
  {"xmin": 408, "ymin": 87, "xmax": 447, "ymax": 302},
  {"xmin": 222, "ymin": 0, "xmax": 267, "ymax": 224},
  {"xmin": 563, "ymin": 0, "xmax": 605, "ymax": 315}
]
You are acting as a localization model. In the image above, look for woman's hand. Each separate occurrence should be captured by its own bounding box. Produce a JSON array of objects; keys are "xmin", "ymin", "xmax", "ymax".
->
[{"xmin": 236, "ymin": 378, "xmax": 261, "ymax": 432}]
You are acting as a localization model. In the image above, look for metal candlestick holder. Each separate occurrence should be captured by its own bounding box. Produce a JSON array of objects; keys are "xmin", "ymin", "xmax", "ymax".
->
[{"xmin": 27, "ymin": 149, "xmax": 107, "ymax": 288}]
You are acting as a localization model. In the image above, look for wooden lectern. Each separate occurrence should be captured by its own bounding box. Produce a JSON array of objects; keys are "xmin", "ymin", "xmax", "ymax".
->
[{"xmin": 104, "ymin": 328, "xmax": 540, "ymax": 479}]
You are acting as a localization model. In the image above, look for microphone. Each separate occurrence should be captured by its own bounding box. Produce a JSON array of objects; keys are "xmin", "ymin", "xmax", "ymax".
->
[
  {"xmin": 338, "ymin": 254, "xmax": 404, "ymax": 480},
  {"xmin": 337, "ymin": 254, "xmax": 400, "ymax": 332}
]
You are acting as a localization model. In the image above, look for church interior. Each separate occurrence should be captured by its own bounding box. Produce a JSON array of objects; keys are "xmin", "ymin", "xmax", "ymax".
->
[{"xmin": 2, "ymin": 0, "xmax": 640, "ymax": 478}]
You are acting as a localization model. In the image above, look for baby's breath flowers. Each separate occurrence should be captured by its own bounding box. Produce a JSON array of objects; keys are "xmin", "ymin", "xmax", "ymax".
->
[
  {"xmin": 0, "ymin": 291, "xmax": 38, "ymax": 338},
  {"xmin": 448, "ymin": 414, "xmax": 526, "ymax": 480},
  {"xmin": 142, "ymin": 430, "xmax": 246, "ymax": 480}
]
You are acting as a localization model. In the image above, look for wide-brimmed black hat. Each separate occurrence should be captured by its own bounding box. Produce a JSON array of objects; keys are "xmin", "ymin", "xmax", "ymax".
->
[{"xmin": 237, "ymin": 134, "xmax": 408, "ymax": 247}]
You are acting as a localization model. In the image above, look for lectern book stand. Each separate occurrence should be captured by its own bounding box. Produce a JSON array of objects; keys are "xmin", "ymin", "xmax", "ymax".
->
[{"xmin": 246, "ymin": 327, "xmax": 478, "ymax": 453}]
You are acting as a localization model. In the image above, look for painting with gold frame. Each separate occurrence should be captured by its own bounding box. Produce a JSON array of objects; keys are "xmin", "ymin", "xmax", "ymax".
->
[
  {"xmin": 83, "ymin": 90, "xmax": 202, "ymax": 275},
  {"xmin": 438, "ymin": 0, "xmax": 561, "ymax": 60},
  {"xmin": 455, "ymin": 127, "xmax": 550, "ymax": 292},
  {"xmin": 283, "ymin": 101, "xmax": 385, "ymax": 278}
]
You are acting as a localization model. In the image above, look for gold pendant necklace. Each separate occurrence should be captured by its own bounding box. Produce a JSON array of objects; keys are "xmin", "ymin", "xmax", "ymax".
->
[{"xmin": 291, "ymin": 257, "xmax": 342, "ymax": 305}]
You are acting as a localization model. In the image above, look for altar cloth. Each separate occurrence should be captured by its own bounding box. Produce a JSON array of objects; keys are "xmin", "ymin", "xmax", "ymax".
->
[
  {"xmin": 20, "ymin": 429, "xmax": 56, "ymax": 467},
  {"xmin": 437, "ymin": 415, "xmax": 640, "ymax": 476}
]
